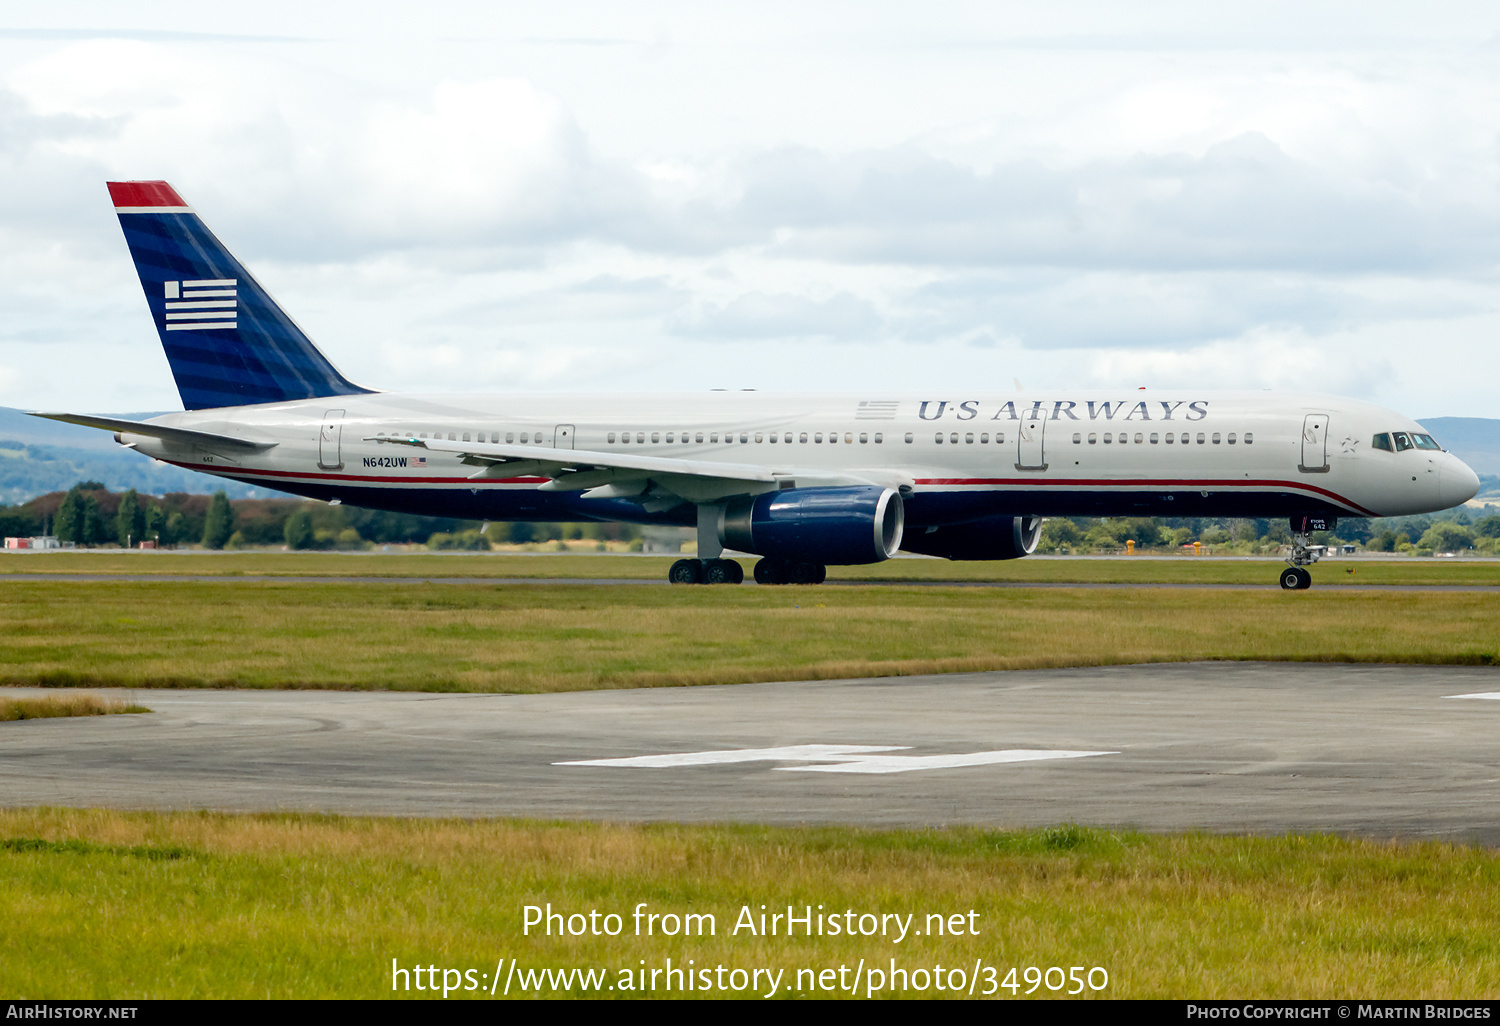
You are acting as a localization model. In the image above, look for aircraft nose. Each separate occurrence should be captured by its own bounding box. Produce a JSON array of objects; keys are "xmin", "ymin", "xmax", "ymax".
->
[{"xmin": 1439, "ymin": 454, "xmax": 1481, "ymax": 509}]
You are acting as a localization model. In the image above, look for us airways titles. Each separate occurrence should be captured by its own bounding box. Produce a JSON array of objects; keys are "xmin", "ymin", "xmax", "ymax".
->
[{"xmin": 916, "ymin": 399, "xmax": 1211, "ymax": 422}]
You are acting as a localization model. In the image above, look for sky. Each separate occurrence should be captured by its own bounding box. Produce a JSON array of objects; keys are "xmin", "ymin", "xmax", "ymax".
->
[{"xmin": 2, "ymin": 2, "xmax": 1500, "ymax": 418}]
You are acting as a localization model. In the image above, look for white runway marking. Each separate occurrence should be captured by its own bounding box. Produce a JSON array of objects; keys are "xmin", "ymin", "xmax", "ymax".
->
[
  {"xmin": 557, "ymin": 745, "xmax": 1116, "ymax": 774},
  {"xmin": 777, "ymin": 749, "xmax": 1116, "ymax": 774},
  {"xmin": 1448, "ymin": 693, "xmax": 1500, "ymax": 700}
]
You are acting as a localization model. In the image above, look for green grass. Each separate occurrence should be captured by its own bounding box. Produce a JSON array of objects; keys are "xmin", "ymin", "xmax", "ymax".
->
[
  {"xmin": 5, "ymin": 550, "xmax": 1500, "ymax": 586},
  {"xmin": 1, "ymin": 810, "xmax": 1496, "ymax": 999},
  {"xmin": 0, "ymin": 581, "xmax": 1496, "ymax": 692},
  {"xmin": 0, "ymin": 693, "xmax": 150, "ymax": 721}
]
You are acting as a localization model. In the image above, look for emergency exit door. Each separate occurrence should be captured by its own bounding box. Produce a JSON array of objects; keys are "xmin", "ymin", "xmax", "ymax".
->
[
  {"xmin": 1016, "ymin": 409, "xmax": 1048, "ymax": 470},
  {"xmin": 1299, "ymin": 414, "xmax": 1329, "ymax": 473},
  {"xmin": 318, "ymin": 409, "xmax": 345, "ymax": 470}
]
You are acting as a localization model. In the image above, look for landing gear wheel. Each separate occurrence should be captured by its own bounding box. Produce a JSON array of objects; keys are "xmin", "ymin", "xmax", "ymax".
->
[
  {"xmin": 754, "ymin": 558, "xmax": 787, "ymax": 585},
  {"xmin": 792, "ymin": 561, "xmax": 827, "ymax": 584},
  {"xmin": 703, "ymin": 559, "xmax": 743, "ymax": 585},
  {"xmin": 1279, "ymin": 567, "xmax": 1312, "ymax": 590},
  {"xmin": 668, "ymin": 558, "xmax": 704, "ymax": 584}
]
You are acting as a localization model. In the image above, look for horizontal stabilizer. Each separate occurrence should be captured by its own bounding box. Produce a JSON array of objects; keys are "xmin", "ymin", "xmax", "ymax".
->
[{"xmin": 29, "ymin": 412, "xmax": 278, "ymax": 452}]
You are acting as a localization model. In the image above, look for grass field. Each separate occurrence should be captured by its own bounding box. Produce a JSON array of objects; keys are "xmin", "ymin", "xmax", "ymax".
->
[
  {"xmin": 5, "ymin": 549, "xmax": 1500, "ymax": 586},
  {"xmin": 0, "ymin": 692, "xmax": 149, "ymax": 721},
  {"xmin": 0, "ymin": 578, "xmax": 1495, "ymax": 691},
  {"xmin": 1, "ymin": 809, "xmax": 1495, "ymax": 999}
]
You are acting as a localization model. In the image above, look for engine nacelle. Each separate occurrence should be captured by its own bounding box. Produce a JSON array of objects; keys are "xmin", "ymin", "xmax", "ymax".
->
[
  {"xmin": 900, "ymin": 515, "xmax": 1043, "ymax": 561},
  {"xmin": 720, "ymin": 486, "xmax": 904, "ymax": 565}
]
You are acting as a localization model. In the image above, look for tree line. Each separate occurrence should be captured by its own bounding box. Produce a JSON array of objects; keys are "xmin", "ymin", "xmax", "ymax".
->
[{"xmin": 0, "ymin": 483, "xmax": 643, "ymax": 550}]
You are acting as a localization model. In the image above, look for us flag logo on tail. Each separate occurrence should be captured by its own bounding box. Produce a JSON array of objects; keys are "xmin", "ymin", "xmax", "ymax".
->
[{"xmin": 163, "ymin": 279, "xmax": 237, "ymax": 331}]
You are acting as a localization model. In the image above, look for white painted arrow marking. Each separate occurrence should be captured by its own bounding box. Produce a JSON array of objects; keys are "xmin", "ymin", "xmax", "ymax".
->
[
  {"xmin": 557, "ymin": 744, "xmax": 1115, "ymax": 774},
  {"xmin": 1449, "ymin": 693, "xmax": 1500, "ymax": 700}
]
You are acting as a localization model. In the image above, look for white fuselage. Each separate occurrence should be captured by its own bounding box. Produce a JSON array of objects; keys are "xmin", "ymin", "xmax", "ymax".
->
[{"xmin": 117, "ymin": 389, "xmax": 1479, "ymax": 527}]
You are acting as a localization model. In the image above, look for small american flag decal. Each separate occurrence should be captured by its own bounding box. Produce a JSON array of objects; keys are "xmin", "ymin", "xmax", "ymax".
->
[{"xmin": 163, "ymin": 279, "xmax": 237, "ymax": 331}]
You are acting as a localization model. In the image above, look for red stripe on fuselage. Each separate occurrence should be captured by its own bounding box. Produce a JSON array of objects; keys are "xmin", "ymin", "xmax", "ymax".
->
[
  {"xmin": 914, "ymin": 476, "xmax": 1378, "ymax": 516},
  {"xmin": 171, "ymin": 459, "xmax": 1377, "ymax": 515}
]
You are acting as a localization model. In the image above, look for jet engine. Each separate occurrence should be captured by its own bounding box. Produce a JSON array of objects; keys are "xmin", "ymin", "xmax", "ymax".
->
[
  {"xmin": 899, "ymin": 514, "xmax": 1043, "ymax": 561},
  {"xmin": 719, "ymin": 486, "xmax": 904, "ymax": 565}
]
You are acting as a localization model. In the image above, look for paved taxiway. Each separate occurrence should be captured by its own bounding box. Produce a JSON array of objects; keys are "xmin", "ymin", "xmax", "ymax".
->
[{"xmin": 4, "ymin": 663, "xmax": 1499, "ymax": 842}]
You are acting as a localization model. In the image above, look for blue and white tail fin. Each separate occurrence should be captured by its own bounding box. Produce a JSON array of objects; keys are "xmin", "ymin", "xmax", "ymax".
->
[{"xmin": 108, "ymin": 180, "xmax": 375, "ymax": 411}]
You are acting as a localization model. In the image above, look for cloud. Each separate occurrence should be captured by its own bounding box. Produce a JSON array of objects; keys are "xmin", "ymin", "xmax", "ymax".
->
[{"xmin": 674, "ymin": 291, "xmax": 882, "ymax": 341}]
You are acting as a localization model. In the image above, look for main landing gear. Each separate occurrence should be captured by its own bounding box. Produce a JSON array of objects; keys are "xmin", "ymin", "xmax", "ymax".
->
[
  {"xmin": 753, "ymin": 558, "xmax": 826, "ymax": 585},
  {"xmin": 1278, "ymin": 526, "xmax": 1318, "ymax": 590},
  {"xmin": 668, "ymin": 558, "xmax": 744, "ymax": 585}
]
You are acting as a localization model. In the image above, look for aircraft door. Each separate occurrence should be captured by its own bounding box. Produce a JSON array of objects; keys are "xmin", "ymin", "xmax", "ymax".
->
[
  {"xmin": 1015, "ymin": 408, "xmax": 1048, "ymax": 471},
  {"xmin": 1299, "ymin": 414, "xmax": 1329, "ymax": 473},
  {"xmin": 318, "ymin": 409, "xmax": 345, "ymax": 470},
  {"xmin": 554, "ymin": 424, "xmax": 576, "ymax": 450}
]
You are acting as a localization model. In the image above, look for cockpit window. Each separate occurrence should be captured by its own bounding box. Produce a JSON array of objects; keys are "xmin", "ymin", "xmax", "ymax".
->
[
  {"xmin": 1412, "ymin": 433, "xmax": 1441, "ymax": 450},
  {"xmin": 1392, "ymin": 432, "xmax": 1413, "ymax": 451},
  {"xmin": 1372, "ymin": 433, "xmax": 1393, "ymax": 452}
]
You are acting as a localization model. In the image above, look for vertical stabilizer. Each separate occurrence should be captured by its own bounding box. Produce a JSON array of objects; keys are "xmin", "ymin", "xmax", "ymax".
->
[{"xmin": 108, "ymin": 180, "xmax": 374, "ymax": 410}]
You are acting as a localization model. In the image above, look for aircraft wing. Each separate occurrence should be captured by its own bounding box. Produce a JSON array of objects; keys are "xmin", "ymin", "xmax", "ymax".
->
[
  {"xmin": 29, "ymin": 412, "xmax": 278, "ymax": 452},
  {"xmin": 369, "ymin": 434, "xmax": 903, "ymax": 504}
]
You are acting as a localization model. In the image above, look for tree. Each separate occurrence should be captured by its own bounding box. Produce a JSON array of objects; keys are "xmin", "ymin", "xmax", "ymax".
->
[
  {"xmin": 54, "ymin": 486, "xmax": 86, "ymax": 544},
  {"xmin": 144, "ymin": 504, "xmax": 166, "ymax": 545},
  {"xmin": 115, "ymin": 489, "xmax": 144, "ymax": 548},
  {"xmin": 201, "ymin": 491, "xmax": 235, "ymax": 549},
  {"xmin": 283, "ymin": 509, "xmax": 314, "ymax": 550}
]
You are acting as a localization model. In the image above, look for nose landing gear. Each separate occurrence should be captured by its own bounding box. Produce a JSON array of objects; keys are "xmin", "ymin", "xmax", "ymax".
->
[
  {"xmin": 1279, "ymin": 566, "xmax": 1312, "ymax": 590},
  {"xmin": 1279, "ymin": 516, "xmax": 1328, "ymax": 590}
]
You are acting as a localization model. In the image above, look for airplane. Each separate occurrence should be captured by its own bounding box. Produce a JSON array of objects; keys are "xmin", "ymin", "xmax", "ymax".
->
[{"xmin": 32, "ymin": 180, "xmax": 1482, "ymax": 589}]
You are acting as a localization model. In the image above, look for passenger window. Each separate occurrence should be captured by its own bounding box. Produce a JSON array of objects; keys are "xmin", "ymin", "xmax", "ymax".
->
[
  {"xmin": 419, "ymin": 432, "xmax": 428, "ymax": 439},
  {"xmin": 1180, "ymin": 433, "xmax": 1189, "ymax": 444},
  {"xmin": 1073, "ymin": 432, "xmax": 1081, "ymax": 444},
  {"xmin": 665, "ymin": 432, "xmax": 674, "ymax": 443},
  {"xmin": 519, "ymin": 432, "xmax": 529, "ymax": 443},
  {"xmin": 905, "ymin": 432, "xmax": 914, "ymax": 443},
  {"xmin": 845, "ymin": 433, "xmax": 853, "ymax": 444},
  {"xmin": 814, "ymin": 432, "xmax": 823, "ymax": 443},
  {"xmin": 505, "ymin": 432, "xmax": 514, "ymax": 443},
  {"xmin": 996, "ymin": 432, "xmax": 1005, "ymax": 444},
  {"xmin": 462, "ymin": 432, "xmax": 470, "ymax": 442},
  {"xmin": 1165, "ymin": 433, "xmax": 1173, "ymax": 444},
  {"xmin": 948, "ymin": 433, "xmax": 957, "ymax": 444},
  {"xmin": 754, "ymin": 432, "xmax": 763, "ymax": 443},
  {"xmin": 1393, "ymin": 432, "xmax": 1413, "ymax": 451},
  {"xmin": 1150, "ymin": 433, "xmax": 1159, "ymax": 444},
  {"xmin": 1088, "ymin": 433, "xmax": 1097, "ymax": 444},
  {"xmin": 1196, "ymin": 433, "xmax": 1205, "ymax": 444},
  {"xmin": 1227, "ymin": 432, "xmax": 1236, "ymax": 444},
  {"xmin": 651, "ymin": 432, "xmax": 660, "ymax": 443},
  {"xmin": 696, "ymin": 432, "xmax": 704, "ymax": 443},
  {"xmin": 1372, "ymin": 433, "xmax": 1393, "ymax": 452},
  {"xmin": 935, "ymin": 433, "xmax": 944, "ymax": 444},
  {"xmin": 861, "ymin": 433, "xmax": 869, "ymax": 444},
  {"xmin": 800, "ymin": 432, "xmax": 808, "ymax": 443},
  {"xmin": 1134, "ymin": 433, "xmax": 1143, "ymax": 444},
  {"xmin": 769, "ymin": 432, "xmax": 778, "ymax": 443},
  {"xmin": 607, "ymin": 432, "xmax": 616, "ymax": 444},
  {"xmin": 874, "ymin": 433, "xmax": 883, "ymax": 443},
  {"xmin": 1104, "ymin": 433, "xmax": 1112, "ymax": 444},
  {"xmin": 981, "ymin": 433, "xmax": 989, "ymax": 443},
  {"xmin": 1244, "ymin": 432, "xmax": 1253, "ymax": 444},
  {"xmin": 740, "ymin": 433, "xmax": 749, "ymax": 443},
  {"xmin": 1212, "ymin": 433, "xmax": 1220, "ymax": 444}
]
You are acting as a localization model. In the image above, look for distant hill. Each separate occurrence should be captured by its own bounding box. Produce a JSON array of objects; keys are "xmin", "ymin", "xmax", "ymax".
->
[
  {"xmin": 0, "ymin": 406, "xmax": 290, "ymax": 504},
  {"xmin": 1416, "ymin": 418, "xmax": 1500, "ymax": 477}
]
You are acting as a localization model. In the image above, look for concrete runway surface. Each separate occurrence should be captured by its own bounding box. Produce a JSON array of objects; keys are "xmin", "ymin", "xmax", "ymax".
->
[{"xmin": 3, "ymin": 662, "xmax": 1500, "ymax": 842}]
